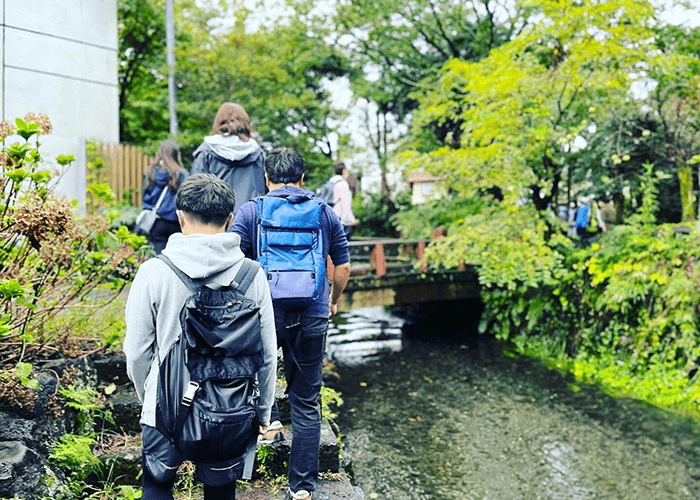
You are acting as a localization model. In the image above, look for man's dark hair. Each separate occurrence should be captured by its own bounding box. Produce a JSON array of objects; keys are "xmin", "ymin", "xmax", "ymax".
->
[
  {"xmin": 333, "ymin": 161, "xmax": 345, "ymax": 176},
  {"xmin": 264, "ymin": 148, "xmax": 305, "ymax": 184},
  {"xmin": 175, "ymin": 173, "xmax": 235, "ymax": 226}
]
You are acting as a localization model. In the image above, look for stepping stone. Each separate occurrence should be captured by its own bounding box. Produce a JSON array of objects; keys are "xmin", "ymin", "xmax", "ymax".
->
[{"xmin": 237, "ymin": 471, "xmax": 363, "ymax": 500}]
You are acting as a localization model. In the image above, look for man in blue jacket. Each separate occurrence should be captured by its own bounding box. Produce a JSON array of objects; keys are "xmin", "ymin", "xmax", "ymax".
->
[
  {"xmin": 231, "ymin": 148, "xmax": 350, "ymax": 500},
  {"xmin": 575, "ymin": 197, "xmax": 590, "ymax": 239}
]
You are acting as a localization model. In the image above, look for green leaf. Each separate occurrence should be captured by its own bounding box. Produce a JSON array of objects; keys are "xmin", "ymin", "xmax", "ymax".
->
[
  {"xmin": 0, "ymin": 278, "xmax": 26, "ymax": 298},
  {"xmin": 30, "ymin": 170, "xmax": 52, "ymax": 184},
  {"xmin": 56, "ymin": 154, "xmax": 76, "ymax": 166},
  {"xmin": 5, "ymin": 169, "xmax": 28, "ymax": 183},
  {"xmin": 14, "ymin": 117, "xmax": 40, "ymax": 140},
  {"xmin": 15, "ymin": 362, "xmax": 32, "ymax": 380}
]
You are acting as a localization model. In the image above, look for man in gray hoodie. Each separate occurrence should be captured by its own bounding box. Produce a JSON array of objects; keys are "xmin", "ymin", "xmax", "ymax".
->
[{"xmin": 124, "ymin": 174, "xmax": 277, "ymax": 500}]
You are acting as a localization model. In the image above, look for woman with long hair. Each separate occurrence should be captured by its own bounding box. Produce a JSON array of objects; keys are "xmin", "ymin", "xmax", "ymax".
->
[
  {"xmin": 142, "ymin": 139, "xmax": 188, "ymax": 254},
  {"xmin": 191, "ymin": 103, "xmax": 265, "ymax": 215}
]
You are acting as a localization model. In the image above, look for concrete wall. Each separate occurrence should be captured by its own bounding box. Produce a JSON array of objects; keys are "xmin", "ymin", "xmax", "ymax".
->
[{"xmin": 1, "ymin": 0, "xmax": 118, "ymax": 211}]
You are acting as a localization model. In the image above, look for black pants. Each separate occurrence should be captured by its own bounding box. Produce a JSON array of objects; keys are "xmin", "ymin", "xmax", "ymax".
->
[
  {"xmin": 142, "ymin": 465, "xmax": 236, "ymax": 500},
  {"xmin": 141, "ymin": 425, "xmax": 237, "ymax": 500},
  {"xmin": 148, "ymin": 218, "xmax": 181, "ymax": 254}
]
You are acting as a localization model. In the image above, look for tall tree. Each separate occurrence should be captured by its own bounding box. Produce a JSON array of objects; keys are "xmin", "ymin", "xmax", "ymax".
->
[
  {"xmin": 118, "ymin": 0, "xmax": 168, "ymax": 143},
  {"xmin": 407, "ymin": 0, "xmax": 671, "ymax": 214},
  {"xmin": 119, "ymin": 0, "xmax": 348, "ymax": 177},
  {"xmin": 174, "ymin": 1, "xmax": 349, "ymax": 177},
  {"xmin": 329, "ymin": 0, "xmax": 530, "ymax": 192}
]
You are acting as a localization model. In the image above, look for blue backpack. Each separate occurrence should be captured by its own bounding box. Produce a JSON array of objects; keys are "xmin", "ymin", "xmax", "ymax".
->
[{"xmin": 255, "ymin": 196, "xmax": 326, "ymax": 308}]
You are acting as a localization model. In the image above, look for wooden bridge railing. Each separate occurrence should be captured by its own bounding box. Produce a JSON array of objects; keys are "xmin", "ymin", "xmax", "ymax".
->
[
  {"xmin": 329, "ymin": 230, "xmax": 479, "ymax": 309},
  {"xmin": 327, "ymin": 229, "xmax": 454, "ymax": 279},
  {"xmin": 332, "ymin": 229, "xmax": 451, "ymax": 278},
  {"xmin": 347, "ymin": 237, "xmax": 429, "ymax": 277}
]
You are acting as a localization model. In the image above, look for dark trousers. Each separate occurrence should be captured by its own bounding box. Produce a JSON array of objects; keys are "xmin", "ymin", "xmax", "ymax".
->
[
  {"xmin": 274, "ymin": 310, "xmax": 328, "ymax": 493},
  {"xmin": 142, "ymin": 464, "xmax": 236, "ymax": 500},
  {"xmin": 141, "ymin": 424, "xmax": 237, "ymax": 500},
  {"xmin": 148, "ymin": 218, "xmax": 181, "ymax": 254}
]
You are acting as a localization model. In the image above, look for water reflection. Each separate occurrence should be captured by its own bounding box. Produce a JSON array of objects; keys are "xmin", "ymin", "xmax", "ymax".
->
[
  {"xmin": 541, "ymin": 442, "xmax": 596, "ymax": 500},
  {"xmin": 327, "ymin": 306, "xmax": 405, "ymax": 367},
  {"xmin": 330, "ymin": 303, "xmax": 700, "ymax": 500}
]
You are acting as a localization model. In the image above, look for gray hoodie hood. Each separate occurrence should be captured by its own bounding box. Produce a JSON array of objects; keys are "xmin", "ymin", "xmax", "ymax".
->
[
  {"xmin": 203, "ymin": 134, "xmax": 260, "ymax": 162},
  {"xmin": 161, "ymin": 231, "xmax": 245, "ymax": 283}
]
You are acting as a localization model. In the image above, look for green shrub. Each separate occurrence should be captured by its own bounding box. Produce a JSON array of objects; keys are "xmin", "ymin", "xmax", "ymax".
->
[
  {"xmin": 0, "ymin": 115, "xmax": 147, "ymax": 369},
  {"xmin": 421, "ymin": 164, "xmax": 700, "ymax": 415},
  {"xmin": 49, "ymin": 434, "xmax": 102, "ymax": 481}
]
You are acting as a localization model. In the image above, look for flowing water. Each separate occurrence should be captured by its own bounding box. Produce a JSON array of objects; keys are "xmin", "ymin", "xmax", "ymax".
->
[{"xmin": 327, "ymin": 302, "xmax": 700, "ymax": 500}]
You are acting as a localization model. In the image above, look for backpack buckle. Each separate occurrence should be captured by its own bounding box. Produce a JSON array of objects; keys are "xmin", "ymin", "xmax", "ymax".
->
[{"xmin": 182, "ymin": 381, "xmax": 200, "ymax": 407}]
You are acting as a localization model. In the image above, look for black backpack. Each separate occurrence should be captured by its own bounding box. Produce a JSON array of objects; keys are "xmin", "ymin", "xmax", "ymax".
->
[{"xmin": 154, "ymin": 255, "xmax": 263, "ymax": 477}]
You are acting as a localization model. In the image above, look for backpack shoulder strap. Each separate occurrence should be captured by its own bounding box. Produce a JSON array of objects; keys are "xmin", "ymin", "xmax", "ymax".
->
[
  {"xmin": 156, "ymin": 254, "xmax": 201, "ymax": 293},
  {"xmin": 230, "ymin": 258, "xmax": 261, "ymax": 295}
]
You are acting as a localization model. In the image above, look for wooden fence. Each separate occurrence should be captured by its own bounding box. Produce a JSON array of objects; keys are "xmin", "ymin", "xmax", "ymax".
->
[{"xmin": 91, "ymin": 143, "xmax": 153, "ymax": 207}]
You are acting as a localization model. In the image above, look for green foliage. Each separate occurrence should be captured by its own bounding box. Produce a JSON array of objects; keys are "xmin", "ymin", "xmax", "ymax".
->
[
  {"xmin": 354, "ymin": 191, "xmax": 412, "ymax": 238},
  {"xmin": 60, "ymin": 385, "xmax": 114, "ymax": 435},
  {"xmin": 0, "ymin": 115, "xmax": 145, "ymax": 369},
  {"xmin": 14, "ymin": 118, "xmax": 41, "ymax": 141},
  {"xmin": 49, "ymin": 434, "xmax": 102, "ymax": 481},
  {"xmin": 255, "ymin": 445, "xmax": 277, "ymax": 479},
  {"xmin": 118, "ymin": 0, "xmax": 167, "ymax": 143},
  {"xmin": 119, "ymin": 0, "xmax": 348, "ymax": 176},
  {"xmin": 1, "ymin": 362, "xmax": 39, "ymax": 390},
  {"xmin": 424, "ymin": 204, "xmax": 571, "ymax": 289},
  {"xmin": 321, "ymin": 385, "xmax": 343, "ymax": 420},
  {"xmin": 392, "ymin": 195, "xmax": 488, "ymax": 239},
  {"xmin": 331, "ymin": 0, "xmax": 523, "ymax": 170},
  {"xmin": 405, "ymin": 0, "xmax": 700, "ymax": 219},
  {"xmin": 417, "ymin": 159, "xmax": 700, "ymax": 414}
]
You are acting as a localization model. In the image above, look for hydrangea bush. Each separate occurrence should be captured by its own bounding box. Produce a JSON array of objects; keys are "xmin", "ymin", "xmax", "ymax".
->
[{"xmin": 0, "ymin": 114, "xmax": 145, "ymax": 377}]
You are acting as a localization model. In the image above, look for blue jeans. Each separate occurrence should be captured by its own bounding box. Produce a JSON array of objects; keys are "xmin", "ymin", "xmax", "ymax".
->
[{"xmin": 274, "ymin": 310, "xmax": 328, "ymax": 493}]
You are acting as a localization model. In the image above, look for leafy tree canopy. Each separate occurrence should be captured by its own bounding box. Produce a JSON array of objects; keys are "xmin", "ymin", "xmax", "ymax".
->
[
  {"xmin": 407, "ymin": 0, "xmax": 671, "ymax": 208},
  {"xmin": 119, "ymin": 0, "xmax": 349, "ymax": 179}
]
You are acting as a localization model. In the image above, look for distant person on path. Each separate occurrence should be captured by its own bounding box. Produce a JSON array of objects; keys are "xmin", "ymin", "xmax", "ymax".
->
[
  {"xmin": 231, "ymin": 148, "xmax": 350, "ymax": 500},
  {"xmin": 141, "ymin": 140, "xmax": 188, "ymax": 254},
  {"xmin": 575, "ymin": 197, "xmax": 591, "ymax": 240},
  {"xmin": 330, "ymin": 161, "xmax": 358, "ymax": 239},
  {"xmin": 192, "ymin": 102, "xmax": 266, "ymax": 216},
  {"xmin": 124, "ymin": 174, "xmax": 277, "ymax": 500},
  {"xmin": 343, "ymin": 164, "xmax": 358, "ymax": 197},
  {"xmin": 567, "ymin": 201, "xmax": 577, "ymax": 238},
  {"xmin": 595, "ymin": 198, "xmax": 608, "ymax": 233}
]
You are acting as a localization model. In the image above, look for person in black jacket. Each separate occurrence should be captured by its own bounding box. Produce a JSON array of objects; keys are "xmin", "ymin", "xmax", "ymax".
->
[
  {"xmin": 142, "ymin": 140, "xmax": 188, "ymax": 254},
  {"xmin": 191, "ymin": 103, "xmax": 266, "ymax": 215}
]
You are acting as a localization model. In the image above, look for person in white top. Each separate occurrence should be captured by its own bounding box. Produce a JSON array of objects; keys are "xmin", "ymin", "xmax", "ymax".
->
[
  {"xmin": 596, "ymin": 198, "xmax": 608, "ymax": 233},
  {"xmin": 330, "ymin": 161, "xmax": 358, "ymax": 238}
]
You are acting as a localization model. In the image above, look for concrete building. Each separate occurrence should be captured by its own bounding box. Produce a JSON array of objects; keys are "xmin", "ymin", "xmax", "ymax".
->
[{"xmin": 1, "ymin": 0, "xmax": 119, "ymax": 211}]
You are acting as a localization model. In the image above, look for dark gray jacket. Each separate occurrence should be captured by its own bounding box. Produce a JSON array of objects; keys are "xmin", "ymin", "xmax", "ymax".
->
[{"xmin": 191, "ymin": 136, "xmax": 266, "ymax": 215}]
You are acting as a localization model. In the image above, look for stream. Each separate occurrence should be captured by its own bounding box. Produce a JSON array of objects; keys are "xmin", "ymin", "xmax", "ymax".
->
[{"xmin": 327, "ymin": 302, "xmax": 700, "ymax": 500}]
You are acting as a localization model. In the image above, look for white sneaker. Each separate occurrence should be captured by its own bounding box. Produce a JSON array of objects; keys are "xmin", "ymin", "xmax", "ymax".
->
[{"xmin": 288, "ymin": 489, "xmax": 311, "ymax": 500}]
